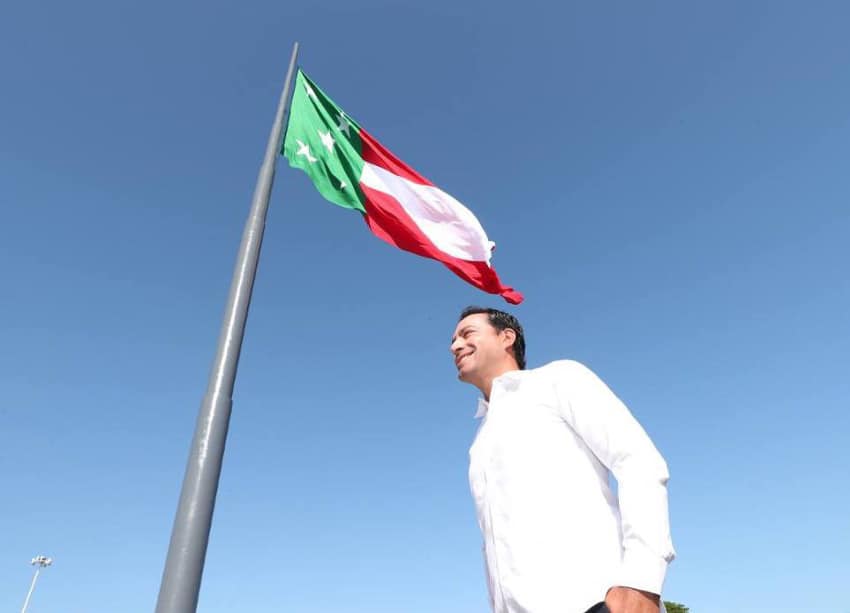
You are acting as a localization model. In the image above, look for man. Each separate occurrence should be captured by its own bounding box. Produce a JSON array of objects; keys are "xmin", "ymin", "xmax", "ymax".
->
[{"xmin": 450, "ymin": 307, "xmax": 675, "ymax": 613}]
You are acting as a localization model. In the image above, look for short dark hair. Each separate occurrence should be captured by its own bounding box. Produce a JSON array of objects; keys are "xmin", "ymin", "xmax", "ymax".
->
[{"xmin": 459, "ymin": 306, "xmax": 526, "ymax": 370}]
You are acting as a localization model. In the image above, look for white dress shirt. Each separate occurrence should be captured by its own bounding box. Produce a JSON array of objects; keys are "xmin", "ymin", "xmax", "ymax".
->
[{"xmin": 468, "ymin": 360, "xmax": 675, "ymax": 613}]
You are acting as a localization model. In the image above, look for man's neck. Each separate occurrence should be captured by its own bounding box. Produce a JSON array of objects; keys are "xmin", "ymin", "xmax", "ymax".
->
[{"xmin": 477, "ymin": 363, "xmax": 520, "ymax": 400}]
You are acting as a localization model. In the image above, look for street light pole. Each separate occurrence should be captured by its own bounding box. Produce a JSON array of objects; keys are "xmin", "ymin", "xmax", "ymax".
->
[{"xmin": 21, "ymin": 556, "xmax": 52, "ymax": 613}]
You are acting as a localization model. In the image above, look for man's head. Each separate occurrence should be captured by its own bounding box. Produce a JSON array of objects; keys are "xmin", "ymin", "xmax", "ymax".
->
[{"xmin": 450, "ymin": 306, "xmax": 526, "ymax": 392}]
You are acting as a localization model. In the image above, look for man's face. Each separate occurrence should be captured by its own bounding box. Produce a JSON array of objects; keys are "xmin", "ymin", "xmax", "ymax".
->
[{"xmin": 450, "ymin": 313, "xmax": 507, "ymax": 383}]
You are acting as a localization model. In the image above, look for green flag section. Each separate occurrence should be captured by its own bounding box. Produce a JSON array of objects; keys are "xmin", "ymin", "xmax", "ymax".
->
[{"xmin": 282, "ymin": 69, "xmax": 523, "ymax": 304}]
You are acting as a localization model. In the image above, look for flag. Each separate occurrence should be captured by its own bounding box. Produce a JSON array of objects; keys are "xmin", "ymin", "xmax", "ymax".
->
[{"xmin": 282, "ymin": 69, "xmax": 523, "ymax": 304}]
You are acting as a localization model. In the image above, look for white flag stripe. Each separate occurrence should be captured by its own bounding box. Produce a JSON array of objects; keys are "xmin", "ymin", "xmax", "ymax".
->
[{"xmin": 360, "ymin": 162, "xmax": 494, "ymax": 263}]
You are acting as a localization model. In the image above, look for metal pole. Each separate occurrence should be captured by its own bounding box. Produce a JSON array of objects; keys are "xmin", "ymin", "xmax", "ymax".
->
[
  {"xmin": 20, "ymin": 567, "xmax": 41, "ymax": 613},
  {"xmin": 21, "ymin": 556, "xmax": 52, "ymax": 613},
  {"xmin": 154, "ymin": 41, "xmax": 300, "ymax": 613}
]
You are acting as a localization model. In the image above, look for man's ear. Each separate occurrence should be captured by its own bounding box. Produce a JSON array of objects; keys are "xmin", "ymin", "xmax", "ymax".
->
[{"xmin": 501, "ymin": 328, "xmax": 516, "ymax": 350}]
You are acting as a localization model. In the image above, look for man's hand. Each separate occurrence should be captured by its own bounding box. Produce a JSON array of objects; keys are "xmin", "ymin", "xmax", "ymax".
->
[{"xmin": 604, "ymin": 586, "xmax": 660, "ymax": 613}]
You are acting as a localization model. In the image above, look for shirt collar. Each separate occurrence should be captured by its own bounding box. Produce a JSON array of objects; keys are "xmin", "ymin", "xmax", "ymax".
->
[
  {"xmin": 473, "ymin": 370, "xmax": 523, "ymax": 419},
  {"xmin": 474, "ymin": 398, "xmax": 489, "ymax": 419}
]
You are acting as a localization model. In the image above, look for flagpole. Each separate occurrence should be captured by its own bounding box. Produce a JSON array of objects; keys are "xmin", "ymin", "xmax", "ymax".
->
[{"xmin": 154, "ymin": 41, "xmax": 299, "ymax": 613}]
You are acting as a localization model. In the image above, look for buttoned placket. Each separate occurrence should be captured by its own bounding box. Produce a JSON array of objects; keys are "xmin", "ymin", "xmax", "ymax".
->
[{"xmin": 477, "ymin": 378, "xmax": 516, "ymax": 612}]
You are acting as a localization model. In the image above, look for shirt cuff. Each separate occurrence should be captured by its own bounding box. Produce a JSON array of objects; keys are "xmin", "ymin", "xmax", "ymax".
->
[{"xmin": 615, "ymin": 546, "xmax": 669, "ymax": 595}]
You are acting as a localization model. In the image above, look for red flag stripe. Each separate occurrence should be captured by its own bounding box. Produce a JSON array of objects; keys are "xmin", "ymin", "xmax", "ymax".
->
[
  {"xmin": 360, "ymin": 183, "xmax": 523, "ymax": 304},
  {"xmin": 359, "ymin": 128, "xmax": 435, "ymax": 187}
]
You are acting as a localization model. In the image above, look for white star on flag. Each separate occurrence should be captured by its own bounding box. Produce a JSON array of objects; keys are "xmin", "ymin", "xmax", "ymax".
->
[
  {"xmin": 295, "ymin": 139, "xmax": 318, "ymax": 163},
  {"xmin": 305, "ymin": 82, "xmax": 317, "ymax": 99},
  {"xmin": 337, "ymin": 113, "xmax": 351, "ymax": 137},
  {"xmin": 318, "ymin": 129, "xmax": 335, "ymax": 153}
]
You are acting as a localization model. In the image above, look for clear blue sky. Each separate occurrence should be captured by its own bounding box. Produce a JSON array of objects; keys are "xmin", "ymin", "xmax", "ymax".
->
[{"xmin": 2, "ymin": 1, "xmax": 848, "ymax": 612}]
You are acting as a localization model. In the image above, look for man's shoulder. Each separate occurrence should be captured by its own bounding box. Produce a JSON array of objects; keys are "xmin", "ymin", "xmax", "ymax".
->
[
  {"xmin": 527, "ymin": 360, "xmax": 604, "ymax": 392},
  {"xmin": 532, "ymin": 359, "xmax": 592, "ymax": 377}
]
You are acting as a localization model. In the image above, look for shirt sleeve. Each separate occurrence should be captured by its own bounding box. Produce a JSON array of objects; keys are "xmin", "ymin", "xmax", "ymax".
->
[
  {"xmin": 482, "ymin": 545, "xmax": 495, "ymax": 610},
  {"xmin": 551, "ymin": 360, "xmax": 676, "ymax": 595}
]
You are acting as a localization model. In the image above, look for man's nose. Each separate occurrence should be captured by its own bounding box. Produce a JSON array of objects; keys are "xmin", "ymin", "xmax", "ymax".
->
[{"xmin": 450, "ymin": 338, "xmax": 464, "ymax": 354}]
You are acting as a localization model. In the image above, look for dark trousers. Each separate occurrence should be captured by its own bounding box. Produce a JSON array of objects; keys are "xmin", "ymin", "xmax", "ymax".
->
[{"xmin": 584, "ymin": 604, "xmax": 610, "ymax": 613}]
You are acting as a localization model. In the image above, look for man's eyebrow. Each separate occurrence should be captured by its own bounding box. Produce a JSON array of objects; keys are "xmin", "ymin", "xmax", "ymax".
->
[{"xmin": 451, "ymin": 325, "xmax": 474, "ymax": 343}]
